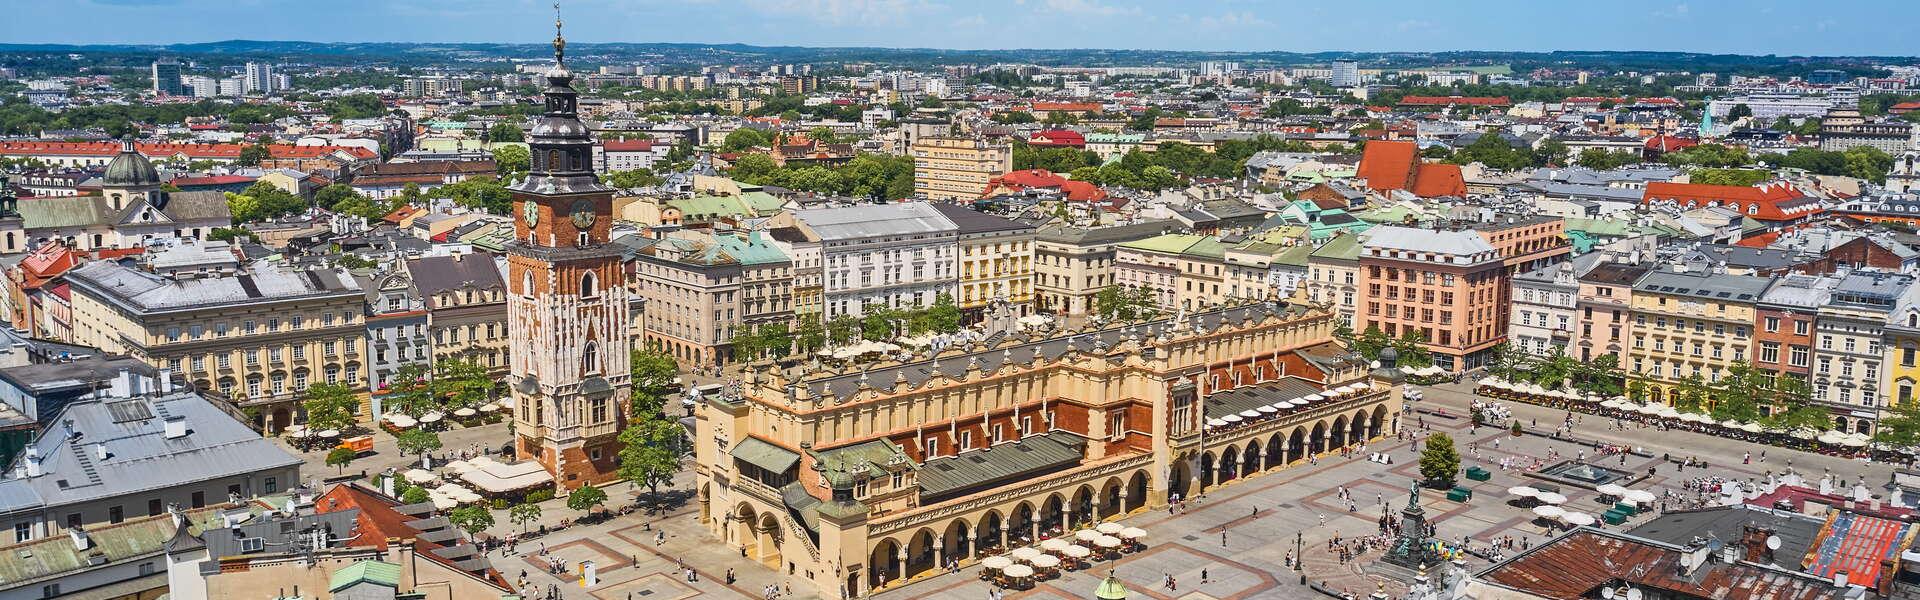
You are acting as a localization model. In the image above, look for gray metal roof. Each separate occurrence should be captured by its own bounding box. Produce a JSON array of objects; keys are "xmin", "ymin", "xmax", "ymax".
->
[
  {"xmin": 406, "ymin": 252, "xmax": 506, "ymax": 298},
  {"xmin": 917, "ymin": 431, "xmax": 1086, "ymax": 499},
  {"xmin": 928, "ymin": 203, "xmax": 1035, "ymax": 235},
  {"xmin": 1632, "ymin": 268, "xmax": 1772, "ymax": 303},
  {"xmin": 202, "ymin": 509, "xmax": 361, "ymax": 560},
  {"xmin": 1626, "ymin": 504, "xmax": 1820, "ymax": 572},
  {"xmin": 66, "ymin": 259, "xmax": 361, "ymax": 315},
  {"xmin": 0, "ymin": 392, "xmax": 303, "ymax": 514},
  {"xmin": 731, "ymin": 437, "xmax": 800, "ymax": 474},
  {"xmin": 793, "ymin": 203, "xmax": 958, "ymax": 241},
  {"xmin": 806, "ymin": 302, "xmax": 1312, "ymax": 399}
]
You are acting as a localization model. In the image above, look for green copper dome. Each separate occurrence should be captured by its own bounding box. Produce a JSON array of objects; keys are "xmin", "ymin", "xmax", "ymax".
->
[
  {"xmin": 103, "ymin": 138, "xmax": 159, "ymax": 187},
  {"xmin": 1095, "ymin": 574, "xmax": 1129, "ymax": 600}
]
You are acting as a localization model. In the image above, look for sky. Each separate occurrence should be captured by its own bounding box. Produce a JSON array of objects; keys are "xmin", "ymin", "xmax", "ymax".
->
[{"xmin": 3, "ymin": 0, "xmax": 1916, "ymax": 56}]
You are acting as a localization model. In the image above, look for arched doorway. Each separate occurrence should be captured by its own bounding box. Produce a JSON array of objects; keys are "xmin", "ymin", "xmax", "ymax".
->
[
  {"xmin": 1198, "ymin": 452, "xmax": 1217, "ymax": 491},
  {"xmin": 1070, "ymin": 485, "xmax": 1095, "ymax": 526},
  {"xmin": 1041, "ymin": 494, "xmax": 1066, "ymax": 533},
  {"xmin": 270, "ymin": 407, "xmax": 292, "ymax": 434},
  {"xmin": 1310, "ymin": 421, "xmax": 1328, "ymax": 455},
  {"xmin": 1369, "ymin": 406, "xmax": 1387, "ymax": 438},
  {"xmin": 1332, "ymin": 415, "xmax": 1350, "ymax": 450},
  {"xmin": 1099, "ymin": 477, "xmax": 1123, "ymax": 518},
  {"xmin": 756, "ymin": 513, "xmax": 783, "ymax": 567},
  {"xmin": 904, "ymin": 529, "xmax": 937, "ymax": 579},
  {"xmin": 732, "ymin": 504, "xmax": 758, "ymax": 552},
  {"xmin": 1265, "ymin": 435, "xmax": 1286, "ymax": 472},
  {"xmin": 941, "ymin": 520, "xmax": 972, "ymax": 566},
  {"xmin": 870, "ymin": 538, "xmax": 901, "ymax": 589},
  {"xmin": 1288, "ymin": 428, "xmax": 1306, "ymax": 464},
  {"xmin": 1126, "ymin": 471, "xmax": 1149, "ymax": 512},
  {"xmin": 1169, "ymin": 459, "xmax": 1192, "ymax": 499},
  {"xmin": 1010, "ymin": 502, "xmax": 1036, "ymax": 544},
  {"xmin": 1242, "ymin": 443, "xmax": 1262, "ymax": 474},
  {"xmin": 1349, "ymin": 412, "xmax": 1367, "ymax": 444},
  {"xmin": 978, "ymin": 510, "xmax": 1005, "ymax": 553}
]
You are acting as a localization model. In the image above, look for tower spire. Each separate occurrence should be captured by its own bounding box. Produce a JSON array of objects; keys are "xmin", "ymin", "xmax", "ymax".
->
[{"xmin": 552, "ymin": 1, "xmax": 566, "ymax": 67}]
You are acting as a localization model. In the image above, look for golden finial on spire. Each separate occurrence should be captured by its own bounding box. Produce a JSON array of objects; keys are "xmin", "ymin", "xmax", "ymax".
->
[{"xmin": 552, "ymin": 1, "xmax": 566, "ymax": 67}]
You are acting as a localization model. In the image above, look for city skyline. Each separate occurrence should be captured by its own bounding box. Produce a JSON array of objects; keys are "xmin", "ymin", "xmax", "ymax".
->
[{"xmin": 5, "ymin": 0, "xmax": 1919, "ymax": 57}]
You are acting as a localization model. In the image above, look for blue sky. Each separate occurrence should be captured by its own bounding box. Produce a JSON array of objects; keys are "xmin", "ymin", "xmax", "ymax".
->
[{"xmin": 4, "ymin": 0, "xmax": 1915, "ymax": 56}]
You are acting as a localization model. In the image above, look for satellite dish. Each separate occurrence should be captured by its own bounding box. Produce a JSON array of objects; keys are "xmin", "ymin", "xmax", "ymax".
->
[
  {"xmin": 1766, "ymin": 535, "xmax": 1782, "ymax": 550},
  {"xmin": 1626, "ymin": 589, "xmax": 1643, "ymax": 600},
  {"xmin": 1679, "ymin": 554, "xmax": 1693, "ymax": 567},
  {"xmin": 1602, "ymin": 588, "xmax": 1617, "ymax": 600}
]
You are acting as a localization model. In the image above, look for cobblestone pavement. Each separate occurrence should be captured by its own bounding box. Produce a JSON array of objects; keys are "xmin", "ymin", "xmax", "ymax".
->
[{"xmin": 279, "ymin": 381, "xmax": 1897, "ymax": 600}]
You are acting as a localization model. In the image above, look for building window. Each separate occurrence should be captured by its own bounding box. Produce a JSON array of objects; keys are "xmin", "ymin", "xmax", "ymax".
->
[{"xmin": 13, "ymin": 523, "xmax": 29, "ymax": 543}]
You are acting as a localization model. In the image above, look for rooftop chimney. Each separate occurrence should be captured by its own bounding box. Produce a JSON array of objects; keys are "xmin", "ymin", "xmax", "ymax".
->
[
  {"xmin": 68, "ymin": 527, "xmax": 89, "ymax": 551},
  {"xmin": 1835, "ymin": 570, "xmax": 1850, "ymax": 588},
  {"xmin": 91, "ymin": 443, "xmax": 107, "ymax": 461},
  {"xmin": 24, "ymin": 448, "xmax": 41, "ymax": 477},
  {"xmin": 163, "ymin": 415, "xmax": 187, "ymax": 439}
]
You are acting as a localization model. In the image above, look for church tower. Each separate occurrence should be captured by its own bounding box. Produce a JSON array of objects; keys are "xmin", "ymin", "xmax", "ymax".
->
[{"xmin": 506, "ymin": 6, "xmax": 633, "ymax": 491}]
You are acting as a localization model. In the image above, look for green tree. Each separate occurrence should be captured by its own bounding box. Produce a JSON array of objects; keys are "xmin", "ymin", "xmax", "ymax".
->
[
  {"xmin": 617, "ymin": 418, "xmax": 684, "ymax": 511},
  {"xmin": 1690, "ymin": 168, "xmax": 1770, "ymax": 186},
  {"xmin": 795, "ymin": 316, "xmax": 826, "ymax": 353},
  {"xmin": 433, "ymin": 358, "xmax": 494, "ymax": 410},
  {"xmin": 447, "ymin": 505, "xmax": 495, "ymax": 538},
  {"xmin": 301, "ymin": 382, "xmax": 360, "ymax": 434},
  {"xmin": 235, "ymin": 143, "xmax": 272, "ymax": 167},
  {"xmin": 1707, "ymin": 361, "xmax": 1767, "ymax": 423},
  {"xmin": 386, "ymin": 364, "xmax": 438, "ymax": 416},
  {"xmin": 1533, "ymin": 349, "xmax": 1576, "ymax": 389},
  {"xmin": 401, "ymin": 486, "xmax": 430, "ymax": 505},
  {"xmin": 806, "ymin": 126, "xmax": 838, "ymax": 144},
  {"xmin": 826, "ymin": 316, "xmax": 860, "ymax": 345},
  {"xmin": 395, "ymin": 428, "xmax": 442, "ymax": 463},
  {"xmin": 324, "ymin": 94, "xmax": 388, "ymax": 120},
  {"xmin": 721, "ymin": 128, "xmax": 773, "ymax": 152},
  {"xmin": 730, "ymin": 153, "xmax": 778, "ymax": 182},
  {"xmin": 625, "ymin": 345, "xmax": 680, "ymax": 418},
  {"xmin": 729, "ymin": 327, "xmax": 761, "ymax": 362},
  {"xmin": 1353, "ymin": 326, "xmax": 1392, "ymax": 361},
  {"xmin": 1092, "ymin": 285, "xmax": 1157, "ymax": 321},
  {"xmin": 1727, "ymin": 103, "xmax": 1753, "ymax": 120},
  {"xmin": 1532, "ymin": 139, "xmax": 1570, "ymax": 167},
  {"xmin": 756, "ymin": 322, "xmax": 793, "ymax": 359},
  {"xmin": 1674, "ymin": 375, "xmax": 1710, "ymax": 413},
  {"xmin": 492, "ymin": 145, "xmax": 530, "ymax": 176},
  {"xmin": 566, "ymin": 483, "xmax": 608, "ymax": 514},
  {"xmin": 1333, "ymin": 322, "xmax": 1356, "ymax": 348},
  {"xmin": 486, "ymin": 122, "xmax": 524, "ymax": 143},
  {"xmin": 509, "ymin": 503, "xmax": 543, "ymax": 532},
  {"xmin": 1573, "ymin": 353, "xmax": 1624, "ymax": 396},
  {"xmin": 861, "ymin": 308, "xmax": 899, "ymax": 341},
  {"xmin": 1391, "ymin": 330, "xmax": 1433, "ymax": 369},
  {"xmin": 1487, "ymin": 342, "xmax": 1522, "ymax": 382},
  {"xmin": 325, "ymin": 446, "xmax": 357, "ymax": 475},
  {"xmin": 1575, "ymin": 148, "xmax": 1639, "ymax": 170},
  {"xmin": 1418, "ymin": 432, "xmax": 1461, "ymax": 486},
  {"xmin": 1875, "ymin": 392, "xmax": 1920, "ymax": 451}
]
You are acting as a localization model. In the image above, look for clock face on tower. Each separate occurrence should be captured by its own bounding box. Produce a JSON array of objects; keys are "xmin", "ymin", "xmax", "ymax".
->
[
  {"xmin": 570, "ymin": 199, "xmax": 597, "ymax": 230},
  {"xmin": 522, "ymin": 201, "xmax": 539, "ymax": 227}
]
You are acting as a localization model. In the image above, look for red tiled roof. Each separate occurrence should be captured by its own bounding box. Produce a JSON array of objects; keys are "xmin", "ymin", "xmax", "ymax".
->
[
  {"xmin": 1644, "ymin": 135, "xmax": 1700, "ymax": 152},
  {"xmin": 0, "ymin": 140, "xmax": 377, "ymax": 160},
  {"xmin": 982, "ymin": 169, "xmax": 1108, "ymax": 202},
  {"xmin": 317, "ymin": 485, "xmax": 515, "ymax": 591},
  {"xmin": 1411, "ymin": 163, "xmax": 1466, "ymax": 198},
  {"xmin": 1480, "ymin": 529, "xmax": 1853, "ymax": 600},
  {"xmin": 1889, "ymin": 101, "xmax": 1920, "ymax": 112},
  {"xmin": 1356, "ymin": 140, "xmax": 1418, "ymax": 192},
  {"xmin": 1643, "ymin": 182, "xmax": 1824, "ymax": 223},
  {"xmin": 603, "ymin": 139, "xmax": 656, "ymax": 152},
  {"xmin": 1027, "ymin": 129, "xmax": 1086, "ymax": 147},
  {"xmin": 1397, "ymin": 95, "xmax": 1511, "ymax": 107}
]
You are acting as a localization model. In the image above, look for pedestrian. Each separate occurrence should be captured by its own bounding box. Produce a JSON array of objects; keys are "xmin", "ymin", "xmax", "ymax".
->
[
  {"xmin": 1222, "ymin": 529, "xmax": 1228, "ymax": 546},
  {"xmin": 1202, "ymin": 568, "xmax": 1210, "ymax": 583}
]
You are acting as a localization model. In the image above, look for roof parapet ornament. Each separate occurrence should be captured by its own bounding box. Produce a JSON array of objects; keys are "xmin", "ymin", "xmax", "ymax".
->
[{"xmin": 552, "ymin": 2, "xmax": 567, "ymax": 67}]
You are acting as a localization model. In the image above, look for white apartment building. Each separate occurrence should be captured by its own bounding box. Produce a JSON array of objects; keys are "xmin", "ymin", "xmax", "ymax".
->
[{"xmin": 784, "ymin": 203, "xmax": 958, "ymax": 319}]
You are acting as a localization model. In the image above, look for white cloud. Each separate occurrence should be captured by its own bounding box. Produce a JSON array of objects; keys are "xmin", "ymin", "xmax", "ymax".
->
[
  {"xmin": 1039, "ymin": 0, "xmax": 1139, "ymax": 17},
  {"xmin": 1394, "ymin": 19, "xmax": 1435, "ymax": 33},
  {"xmin": 742, "ymin": 0, "xmax": 940, "ymax": 26},
  {"xmin": 1194, "ymin": 11, "xmax": 1272, "ymax": 29},
  {"xmin": 953, "ymin": 14, "xmax": 988, "ymax": 27}
]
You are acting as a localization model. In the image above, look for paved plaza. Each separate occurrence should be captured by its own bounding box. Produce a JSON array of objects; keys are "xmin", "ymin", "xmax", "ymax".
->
[{"xmin": 285, "ymin": 381, "xmax": 1898, "ymax": 600}]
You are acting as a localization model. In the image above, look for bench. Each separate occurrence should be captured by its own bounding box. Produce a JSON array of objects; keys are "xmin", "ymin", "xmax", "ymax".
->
[
  {"xmin": 1465, "ymin": 467, "xmax": 1491, "ymax": 481},
  {"xmin": 1447, "ymin": 487, "xmax": 1473, "ymax": 502}
]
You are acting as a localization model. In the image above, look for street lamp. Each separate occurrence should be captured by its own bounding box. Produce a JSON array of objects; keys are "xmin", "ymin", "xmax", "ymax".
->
[{"xmin": 1295, "ymin": 531, "xmax": 1303, "ymax": 572}]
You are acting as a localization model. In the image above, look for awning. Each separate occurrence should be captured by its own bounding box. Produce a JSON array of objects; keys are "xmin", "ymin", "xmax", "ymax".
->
[{"xmin": 732, "ymin": 437, "xmax": 801, "ymax": 474}]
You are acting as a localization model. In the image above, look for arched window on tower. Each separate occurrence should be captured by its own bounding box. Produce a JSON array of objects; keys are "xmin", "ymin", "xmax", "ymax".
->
[
  {"xmin": 523, "ymin": 271, "xmax": 535, "ymax": 298},
  {"xmin": 583, "ymin": 341, "xmax": 599, "ymax": 375},
  {"xmin": 547, "ymin": 150, "xmax": 562, "ymax": 172},
  {"xmin": 581, "ymin": 271, "xmax": 598, "ymax": 298}
]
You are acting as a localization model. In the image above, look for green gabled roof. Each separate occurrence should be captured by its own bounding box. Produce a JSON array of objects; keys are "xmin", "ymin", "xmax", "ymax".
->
[
  {"xmin": 1181, "ymin": 236, "xmax": 1229, "ymax": 259},
  {"xmin": 710, "ymin": 233, "xmax": 790, "ymax": 266},
  {"xmin": 1310, "ymin": 232, "xmax": 1364, "ymax": 261},
  {"xmin": 329, "ymin": 560, "xmax": 401, "ymax": 592},
  {"xmin": 1562, "ymin": 217, "xmax": 1633, "ymax": 238},
  {"xmin": 738, "ymin": 191, "xmax": 786, "ymax": 214},
  {"xmin": 732, "ymin": 437, "xmax": 801, "ymax": 474},
  {"xmin": 1274, "ymin": 243, "xmax": 1315, "ymax": 267},
  {"xmin": 811, "ymin": 438, "xmax": 914, "ymax": 483},
  {"xmin": 667, "ymin": 195, "xmax": 760, "ymax": 222},
  {"xmin": 1119, "ymin": 233, "xmax": 1207, "ymax": 254},
  {"xmin": 1353, "ymin": 205, "xmax": 1417, "ymax": 224}
]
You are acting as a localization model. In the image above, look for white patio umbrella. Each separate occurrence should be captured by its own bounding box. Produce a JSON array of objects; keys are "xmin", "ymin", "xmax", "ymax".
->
[
  {"xmin": 478, "ymin": 403, "xmax": 499, "ymax": 412},
  {"xmin": 1635, "ymin": 404, "xmax": 1662, "ymax": 415},
  {"xmin": 1002, "ymin": 564, "xmax": 1034, "ymax": 579},
  {"xmin": 386, "ymin": 414, "xmax": 417, "ymax": 428},
  {"xmin": 1719, "ymin": 419, "xmax": 1743, "ymax": 428},
  {"xmin": 443, "ymin": 459, "xmax": 475, "ymax": 474},
  {"xmin": 1010, "ymin": 547, "xmax": 1044, "ymax": 561},
  {"xmin": 1206, "ymin": 418, "xmax": 1230, "ymax": 428},
  {"xmin": 1074, "ymin": 529, "xmax": 1102, "ymax": 542},
  {"xmin": 1220, "ymin": 414, "xmax": 1243, "ymax": 424},
  {"xmin": 1029, "ymin": 555, "xmax": 1061, "ymax": 569},
  {"xmin": 453, "ymin": 408, "xmax": 477, "ymax": 418},
  {"xmin": 1096, "ymin": 522, "xmax": 1125, "ymax": 535},
  {"xmin": 1507, "ymin": 486, "xmax": 1539, "ymax": 498},
  {"xmin": 1818, "ymin": 431, "xmax": 1847, "ymax": 445},
  {"xmin": 1622, "ymin": 490, "xmax": 1657, "ymax": 504},
  {"xmin": 1560, "ymin": 512, "xmax": 1596, "ymax": 526},
  {"xmin": 497, "ymin": 397, "xmax": 514, "ymax": 408},
  {"xmin": 1595, "ymin": 484, "xmax": 1629, "ymax": 497},
  {"xmin": 1061, "ymin": 545, "xmax": 1091, "ymax": 558},
  {"xmin": 1238, "ymin": 410, "xmax": 1262, "ymax": 419},
  {"xmin": 1040, "ymin": 538, "xmax": 1073, "ymax": 552},
  {"xmin": 1094, "ymin": 535, "xmax": 1123, "ymax": 548},
  {"xmin": 420, "ymin": 411, "xmax": 444, "ymax": 424},
  {"xmin": 1740, "ymin": 422, "xmax": 1764, "ymax": 433},
  {"xmin": 1258, "ymin": 405, "xmax": 1279, "ymax": 414},
  {"xmin": 1531, "ymin": 505, "xmax": 1566, "ymax": 520},
  {"xmin": 980, "ymin": 556, "xmax": 1013, "ymax": 570},
  {"xmin": 403, "ymin": 469, "xmax": 437, "ymax": 484},
  {"xmin": 1478, "ymin": 377, "xmax": 1505, "ymax": 387},
  {"xmin": 1301, "ymin": 393, "xmax": 1324, "ymax": 403},
  {"xmin": 429, "ymin": 495, "xmax": 458, "ymax": 510},
  {"xmin": 1535, "ymin": 492, "xmax": 1569, "ymax": 505},
  {"xmin": 318, "ymin": 429, "xmax": 340, "ymax": 438},
  {"xmin": 1119, "ymin": 527, "xmax": 1147, "ymax": 540}
]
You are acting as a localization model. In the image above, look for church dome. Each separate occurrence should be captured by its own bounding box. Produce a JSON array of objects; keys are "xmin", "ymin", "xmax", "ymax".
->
[{"xmin": 102, "ymin": 138, "xmax": 160, "ymax": 187}]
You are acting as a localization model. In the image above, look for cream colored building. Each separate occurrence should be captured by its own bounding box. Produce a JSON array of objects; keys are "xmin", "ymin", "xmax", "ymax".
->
[
  {"xmin": 911, "ymin": 137, "xmax": 1012, "ymax": 201},
  {"xmin": 930, "ymin": 203, "xmax": 1035, "ymax": 317},
  {"xmin": 1033, "ymin": 223, "xmax": 1172, "ymax": 319},
  {"xmin": 1625, "ymin": 267, "xmax": 1769, "ymax": 403},
  {"xmin": 1305, "ymin": 232, "xmax": 1362, "ymax": 327},
  {"xmin": 64, "ymin": 259, "xmax": 366, "ymax": 433},
  {"xmin": 694, "ymin": 300, "xmax": 1398, "ymax": 598}
]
